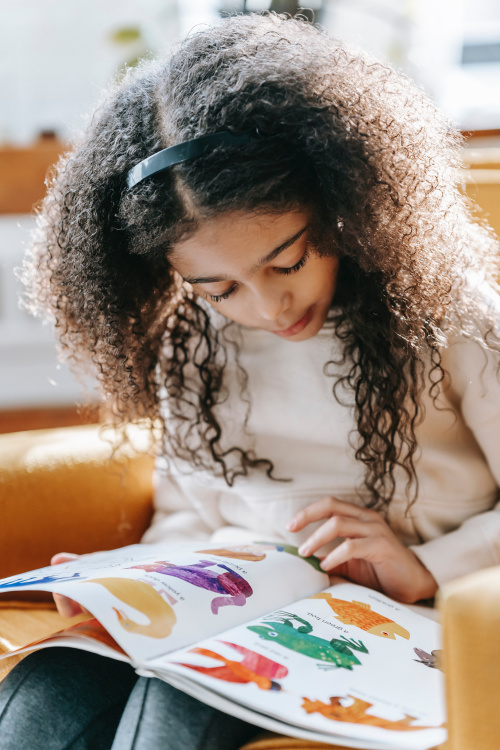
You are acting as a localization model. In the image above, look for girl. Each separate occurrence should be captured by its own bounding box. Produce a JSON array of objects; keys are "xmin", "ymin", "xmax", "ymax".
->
[{"xmin": 1, "ymin": 11, "xmax": 500, "ymax": 750}]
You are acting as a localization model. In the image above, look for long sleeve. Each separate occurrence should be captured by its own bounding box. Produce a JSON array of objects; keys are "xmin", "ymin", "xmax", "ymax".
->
[
  {"xmin": 141, "ymin": 458, "xmax": 263, "ymax": 546},
  {"xmin": 411, "ymin": 288, "xmax": 500, "ymax": 586},
  {"xmin": 140, "ymin": 467, "xmax": 216, "ymax": 544}
]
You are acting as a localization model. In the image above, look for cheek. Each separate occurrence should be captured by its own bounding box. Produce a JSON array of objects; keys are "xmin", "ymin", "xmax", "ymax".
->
[
  {"xmin": 308, "ymin": 257, "xmax": 338, "ymax": 297},
  {"xmin": 203, "ymin": 296, "xmax": 249, "ymax": 325}
]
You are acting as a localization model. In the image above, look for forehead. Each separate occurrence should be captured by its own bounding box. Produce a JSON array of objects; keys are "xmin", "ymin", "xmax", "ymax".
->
[{"xmin": 169, "ymin": 207, "xmax": 311, "ymax": 275}]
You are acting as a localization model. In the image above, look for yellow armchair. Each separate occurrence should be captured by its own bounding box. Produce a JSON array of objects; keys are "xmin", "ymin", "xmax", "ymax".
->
[
  {"xmin": 462, "ymin": 146, "xmax": 500, "ymax": 241},
  {"xmin": 1, "ymin": 424, "xmax": 500, "ymax": 750},
  {"xmin": 0, "ymin": 424, "xmax": 154, "ymax": 680}
]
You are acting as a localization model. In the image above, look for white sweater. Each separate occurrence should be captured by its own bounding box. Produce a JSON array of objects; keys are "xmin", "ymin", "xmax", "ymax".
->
[{"xmin": 142, "ymin": 285, "xmax": 500, "ymax": 588}]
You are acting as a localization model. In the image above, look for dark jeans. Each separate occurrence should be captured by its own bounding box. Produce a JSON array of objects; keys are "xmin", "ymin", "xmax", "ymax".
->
[{"xmin": 0, "ymin": 648, "xmax": 260, "ymax": 749}]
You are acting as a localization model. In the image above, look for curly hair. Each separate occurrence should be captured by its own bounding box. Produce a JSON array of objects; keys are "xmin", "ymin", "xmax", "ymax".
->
[{"xmin": 22, "ymin": 12, "xmax": 500, "ymax": 510}]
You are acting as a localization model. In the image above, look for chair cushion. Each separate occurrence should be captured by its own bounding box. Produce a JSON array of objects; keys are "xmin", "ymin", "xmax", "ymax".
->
[{"xmin": 0, "ymin": 424, "xmax": 154, "ymax": 582}]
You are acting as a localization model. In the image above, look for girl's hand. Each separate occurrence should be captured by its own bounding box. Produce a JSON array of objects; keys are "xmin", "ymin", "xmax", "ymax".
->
[
  {"xmin": 286, "ymin": 497, "xmax": 438, "ymax": 604},
  {"xmin": 51, "ymin": 553, "xmax": 90, "ymax": 619}
]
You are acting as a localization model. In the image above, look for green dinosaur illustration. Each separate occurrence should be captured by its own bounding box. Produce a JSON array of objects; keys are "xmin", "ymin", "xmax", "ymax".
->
[
  {"xmin": 247, "ymin": 611, "xmax": 368, "ymax": 670},
  {"xmin": 253, "ymin": 542, "xmax": 324, "ymax": 572}
]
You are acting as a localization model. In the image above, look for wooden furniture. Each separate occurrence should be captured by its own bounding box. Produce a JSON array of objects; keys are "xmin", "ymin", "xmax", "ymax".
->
[
  {"xmin": 0, "ymin": 405, "xmax": 99, "ymax": 435},
  {"xmin": 0, "ymin": 135, "xmax": 66, "ymax": 215},
  {"xmin": 462, "ymin": 146, "xmax": 500, "ymax": 240}
]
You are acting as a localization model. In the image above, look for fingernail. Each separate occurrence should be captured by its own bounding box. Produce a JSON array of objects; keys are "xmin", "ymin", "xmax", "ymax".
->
[
  {"xmin": 298, "ymin": 545, "xmax": 310, "ymax": 557},
  {"xmin": 51, "ymin": 553, "xmax": 78, "ymax": 565},
  {"xmin": 286, "ymin": 520, "xmax": 296, "ymax": 531}
]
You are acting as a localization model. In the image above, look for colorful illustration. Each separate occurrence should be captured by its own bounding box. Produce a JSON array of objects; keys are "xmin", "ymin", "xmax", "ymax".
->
[
  {"xmin": 53, "ymin": 618, "xmax": 128, "ymax": 656},
  {"xmin": 128, "ymin": 560, "xmax": 253, "ymax": 614},
  {"xmin": 174, "ymin": 640, "xmax": 288, "ymax": 690},
  {"xmin": 83, "ymin": 578, "xmax": 177, "ymax": 639},
  {"xmin": 0, "ymin": 570, "xmax": 85, "ymax": 589},
  {"xmin": 309, "ymin": 594, "xmax": 410, "ymax": 640},
  {"xmin": 414, "ymin": 648, "xmax": 443, "ymax": 671},
  {"xmin": 132, "ymin": 576, "xmax": 179, "ymax": 606},
  {"xmin": 302, "ymin": 694, "xmax": 441, "ymax": 731},
  {"xmin": 9, "ymin": 617, "xmax": 128, "ymax": 659},
  {"xmin": 248, "ymin": 612, "xmax": 368, "ymax": 670},
  {"xmin": 194, "ymin": 542, "xmax": 323, "ymax": 569},
  {"xmin": 195, "ymin": 544, "xmax": 276, "ymax": 562},
  {"xmin": 254, "ymin": 542, "xmax": 324, "ymax": 572}
]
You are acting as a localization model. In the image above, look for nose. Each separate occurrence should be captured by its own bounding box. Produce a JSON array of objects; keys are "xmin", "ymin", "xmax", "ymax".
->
[{"xmin": 252, "ymin": 281, "xmax": 291, "ymax": 323}]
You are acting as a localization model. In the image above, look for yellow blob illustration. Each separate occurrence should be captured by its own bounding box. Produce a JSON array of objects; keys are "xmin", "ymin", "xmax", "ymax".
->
[{"xmin": 84, "ymin": 578, "xmax": 177, "ymax": 639}]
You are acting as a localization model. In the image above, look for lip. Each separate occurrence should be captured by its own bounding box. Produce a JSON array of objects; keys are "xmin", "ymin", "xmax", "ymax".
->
[{"xmin": 271, "ymin": 308, "xmax": 313, "ymax": 338}]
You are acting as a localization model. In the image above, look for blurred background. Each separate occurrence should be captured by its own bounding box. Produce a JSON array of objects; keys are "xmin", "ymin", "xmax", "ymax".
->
[{"xmin": 1, "ymin": 0, "xmax": 499, "ymax": 433}]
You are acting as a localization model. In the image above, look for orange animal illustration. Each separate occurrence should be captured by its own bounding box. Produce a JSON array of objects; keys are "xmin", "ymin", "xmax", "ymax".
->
[
  {"xmin": 309, "ymin": 593, "xmax": 410, "ymax": 639},
  {"xmin": 58, "ymin": 618, "xmax": 128, "ymax": 656},
  {"xmin": 195, "ymin": 544, "xmax": 271, "ymax": 562},
  {"xmin": 83, "ymin": 578, "xmax": 177, "ymax": 639},
  {"xmin": 21, "ymin": 617, "xmax": 127, "ymax": 657},
  {"xmin": 174, "ymin": 640, "xmax": 288, "ymax": 691},
  {"xmin": 302, "ymin": 695, "xmax": 441, "ymax": 731},
  {"xmin": 196, "ymin": 542, "xmax": 324, "ymax": 571}
]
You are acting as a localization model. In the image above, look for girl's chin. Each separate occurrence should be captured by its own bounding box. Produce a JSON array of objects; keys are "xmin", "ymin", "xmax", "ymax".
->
[{"xmin": 286, "ymin": 324, "xmax": 321, "ymax": 342}]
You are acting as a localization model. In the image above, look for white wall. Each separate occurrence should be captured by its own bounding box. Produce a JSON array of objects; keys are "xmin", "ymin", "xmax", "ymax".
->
[
  {"xmin": 323, "ymin": 0, "xmax": 500, "ymax": 130},
  {"xmin": 0, "ymin": 1, "xmax": 218, "ymax": 409},
  {"xmin": 1, "ymin": 0, "xmax": 499, "ymax": 144},
  {"xmin": 0, "ymin": 0, "xmax": 182, "ymax": 144},
  {"xmin": 0, "ymin": 216, "xmax": 92, "ymax": 407}
]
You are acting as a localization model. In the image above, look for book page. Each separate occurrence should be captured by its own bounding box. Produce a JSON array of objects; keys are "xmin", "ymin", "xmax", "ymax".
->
[
  {"xmin": 0, "ymin": 541, "xmax": 328, "ymax": 665},
  {"xmin": 4, "ymin": 619, "xmax": 132, "ymax": 663},
  {"xmin": 150, "ymin": 580, "xmax": 446, "ymax": 750}
]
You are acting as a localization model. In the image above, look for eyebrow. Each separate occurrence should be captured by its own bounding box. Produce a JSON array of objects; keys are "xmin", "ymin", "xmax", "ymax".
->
[{"xmin": 183, "ymin": 225, "xmax": 308, "ymax": 286}]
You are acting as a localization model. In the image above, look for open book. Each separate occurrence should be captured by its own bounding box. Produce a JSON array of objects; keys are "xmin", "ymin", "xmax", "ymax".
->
[{"xmin": 0, "ymin": 541, "xmax": 445, "ymax": 750}]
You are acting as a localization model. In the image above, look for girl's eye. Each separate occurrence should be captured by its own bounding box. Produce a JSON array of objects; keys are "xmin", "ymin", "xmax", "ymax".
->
[
  {"xmin": 276, "ymin": 250, "xmax": 309, "ymax": 276},
  {"xmin": 207, "ymin": 285, "xmax": 237, "ymax": 303},
  {"xmin": 206, "ymin": 247, "xmax": 309, "ymax": 302}
]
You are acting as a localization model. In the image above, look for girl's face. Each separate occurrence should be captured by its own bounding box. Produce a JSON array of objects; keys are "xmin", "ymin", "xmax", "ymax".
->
[{"xmin": 169, "ymin": 207, "xmax": 339, "ymax": 341}]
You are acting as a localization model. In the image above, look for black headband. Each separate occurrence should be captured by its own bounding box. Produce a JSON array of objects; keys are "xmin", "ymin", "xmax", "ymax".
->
[{"xmin": 126, "ymin": 130, "xmax": 257, "ymax": 189}]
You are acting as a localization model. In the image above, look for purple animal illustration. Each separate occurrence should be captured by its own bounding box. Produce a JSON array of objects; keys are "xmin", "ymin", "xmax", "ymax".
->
[{"xmin": 128, "ymin": 560, "xmax": 253, "ymax": 614}]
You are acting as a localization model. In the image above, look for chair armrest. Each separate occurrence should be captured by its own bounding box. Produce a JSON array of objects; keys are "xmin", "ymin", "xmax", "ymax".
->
[
  {"xmin": 0, "ymin": 424, "xmax": 154, "ymax": 580},
  {"xmin": 440, "ymin": 565, "xmax": 500, "ymax": 750}
]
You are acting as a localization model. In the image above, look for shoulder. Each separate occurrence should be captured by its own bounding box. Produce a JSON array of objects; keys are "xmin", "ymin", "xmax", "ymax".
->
[
  {"xmin": 455, "ymin": 274, "xmax": 500, "ymax": 333},
  {"xmin": 441, "ymin": 276, "xmax": 500, "ymax": 402}
]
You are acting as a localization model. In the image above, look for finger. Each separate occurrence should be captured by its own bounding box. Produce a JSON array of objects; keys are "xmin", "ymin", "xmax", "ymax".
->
[
  {"xmin": 53, "ymin": 592, "xmax": 85, "ymax": 618},
  {"xmin": 287, "ymin": 497, "xmax": 370, "ymax": 532},
  {"xmin": 51, "ymin": 552, "xmax": 80, "ymax": 566},
  {"xmin": 328, "ymin": 564, "xmax": 350, "ymax": 581},
  {"xmin": 298, "ymin": 516, "xmax": 376, "ymax": 557},
  {"xmin": 318, "ymin": 536, "xmax": 383, "ymax": 571}
]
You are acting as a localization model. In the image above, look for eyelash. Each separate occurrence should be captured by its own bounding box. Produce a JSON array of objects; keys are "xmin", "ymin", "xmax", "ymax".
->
[
  {"xmin": 276, "ymin": 250, "xmax": 309, "ymax": 276},
  {"xmin": 208, "ymin": 250, "xmax": 309, "ymax": 303},
  {"xmin": 208, "ymin": 289, "xmax": 235, "ymax": 303}
]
